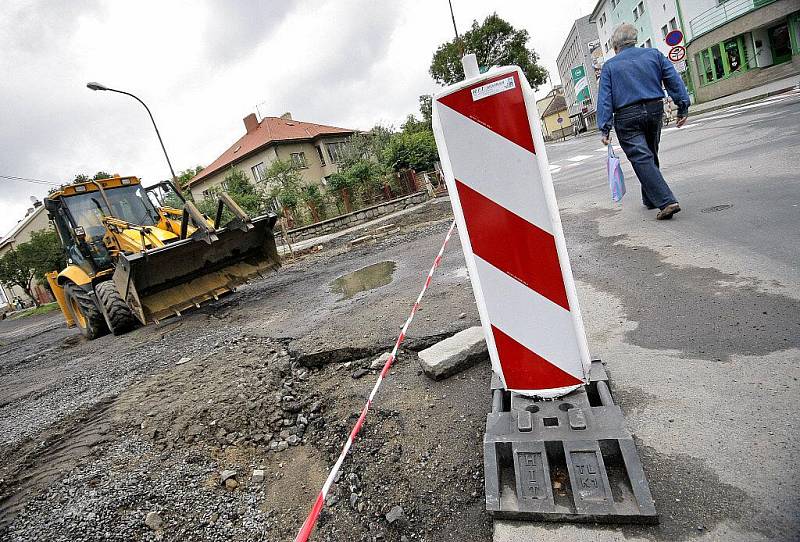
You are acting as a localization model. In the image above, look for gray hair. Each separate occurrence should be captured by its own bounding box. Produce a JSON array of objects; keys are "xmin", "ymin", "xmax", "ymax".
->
[{"xmin": 611, "ymin": 23, "xmax": 638, "ymax": 51}]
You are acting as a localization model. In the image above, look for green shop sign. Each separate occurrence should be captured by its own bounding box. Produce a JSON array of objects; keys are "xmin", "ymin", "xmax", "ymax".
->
[{"xmin": 571, "ymin": 65, "xmax": 591, "ymax": 103}]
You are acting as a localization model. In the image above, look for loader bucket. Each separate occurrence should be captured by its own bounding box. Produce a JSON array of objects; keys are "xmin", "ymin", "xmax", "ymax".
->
[{"xmin": 113, "ymin": 214, "xmax": 280, "ymax": 324}]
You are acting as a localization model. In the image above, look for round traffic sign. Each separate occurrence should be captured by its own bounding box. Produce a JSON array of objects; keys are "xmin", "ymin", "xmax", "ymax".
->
[
  {"xmin": 668, "ymin": 45, "xmax": 686, "ymax": 62},
  {"xmin": 665, "ymin": 29, "xmax": 683, "ymax": 46}
]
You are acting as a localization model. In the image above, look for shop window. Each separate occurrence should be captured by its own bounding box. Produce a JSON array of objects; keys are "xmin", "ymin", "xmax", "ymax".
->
[
  {"xmin": 711, "ymin": 44, "xmax": 725, "ymax": 80},
  {"xmin": 724, "ymin": 39, "xmax": 742, "ymax": 73},
  {"xmin": 701, "ymin": 50, "xmax": 714, "ymax": 84}
]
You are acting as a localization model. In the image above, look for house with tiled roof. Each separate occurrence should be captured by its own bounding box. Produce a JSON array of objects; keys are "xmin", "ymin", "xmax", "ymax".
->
[
  {"xmin": 186, "ymin": 112, "xmax": 356, "ymax": 201},
  {"xmin": 535, "ymin": 86, "xmax": 572, "ymax": 141}
]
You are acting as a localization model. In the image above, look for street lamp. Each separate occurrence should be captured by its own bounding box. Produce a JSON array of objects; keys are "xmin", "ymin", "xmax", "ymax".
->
[{"xmin": 86, "ymin": 81, "xmax": 178, "ymax": 185}]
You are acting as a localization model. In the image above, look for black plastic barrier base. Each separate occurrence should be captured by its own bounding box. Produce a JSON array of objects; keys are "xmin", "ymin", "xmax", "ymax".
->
[{"xmin": 484, "ymin": 360, "xmax": 658, "ymax": 523}]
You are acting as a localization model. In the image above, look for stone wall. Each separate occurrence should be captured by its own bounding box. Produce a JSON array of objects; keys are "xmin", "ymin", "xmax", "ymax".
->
[{"xmin": 283, "ymin": 191, "xmax": 429, "ymax": 244}]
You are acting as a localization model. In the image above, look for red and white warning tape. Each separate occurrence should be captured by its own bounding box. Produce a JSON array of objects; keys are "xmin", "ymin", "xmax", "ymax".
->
[{"xmin": 294, "ymin": 219, "xmax": 457, "ymax": 541}]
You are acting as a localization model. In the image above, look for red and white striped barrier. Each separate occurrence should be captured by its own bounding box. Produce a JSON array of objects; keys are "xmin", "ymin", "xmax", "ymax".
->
[
  {"xmin": 432, "ymin": 63, "xmax": 591, "ymax": 398},
  {"xmin": 294, "ymin": 220, "xmax": 457, "ymax": 541}
]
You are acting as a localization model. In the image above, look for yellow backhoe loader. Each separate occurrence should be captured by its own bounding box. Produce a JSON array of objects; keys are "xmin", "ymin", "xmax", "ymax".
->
[{"xmin": 45, "ymin": 175, "xmax": 280, "ymax": 339}]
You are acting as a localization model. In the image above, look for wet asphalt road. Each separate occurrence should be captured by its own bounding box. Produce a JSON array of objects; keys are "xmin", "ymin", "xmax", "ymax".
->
[{"xmin": 495, "ymin": 90, "xmax": 800, "ymax": 540}]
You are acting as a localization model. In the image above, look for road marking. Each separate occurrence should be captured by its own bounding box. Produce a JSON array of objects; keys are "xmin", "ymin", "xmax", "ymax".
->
[
  {"xmin": 699, "ymin": 112, "xmax": 739, "ymax": 121},
  {"xmin": 567, "ymin": 155, "xmax": 592, "ymax": 162},
  {"xmin": 549, "ymin": 164, "xmax": 561, "ymax": 172}
]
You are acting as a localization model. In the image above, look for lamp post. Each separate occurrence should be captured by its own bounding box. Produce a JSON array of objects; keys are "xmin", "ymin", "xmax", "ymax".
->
[{"xmin": 86, "ymin": 82, "xmax": 178, "ymax": 186}]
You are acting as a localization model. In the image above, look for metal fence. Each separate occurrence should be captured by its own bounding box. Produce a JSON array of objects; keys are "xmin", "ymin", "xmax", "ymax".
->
[{"xmin": 689, "ymin": 0, "xmax": 776, "ymax": 39}]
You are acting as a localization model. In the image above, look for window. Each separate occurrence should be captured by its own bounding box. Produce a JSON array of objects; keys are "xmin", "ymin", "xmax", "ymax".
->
[
  {"xmin": 290, "ymin": 152, "xmax": 308, "ymax": 169},
  {"xmin": 711, "ymin": 44, "xmax": 725, "ymax": 80},
  {"xmin": 316, "ymin": 145, "xmax": 326, "ymax": 166},
  {"xmin": 251, "ymin": 162, "xmax": 266, "ymax": 182},
  {"xmin": 633, "ymin": 1, "xmax": 644, "ymax": 20},
  {"xmin": 701, "ymin": 49, "xmax": 714, "ymax": 83},
  {"xmin": 326, "ymin": 141, "xmax": 346, "ymax": 163},
  {"xmin": 662, "ymin": 25, "xmax": 669, "ymax": 38},
  {"xmin": 669, "ymin": 17, "xmax": 678, "ymax": 31},
  {"xmin": 724, "ymin": 39, "xmax": 742, "ymax": 72}
]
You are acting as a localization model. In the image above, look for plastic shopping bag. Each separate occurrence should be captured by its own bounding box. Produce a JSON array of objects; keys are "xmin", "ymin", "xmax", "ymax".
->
[{"xmin": 607, "ymin": 143, "xmax": 626, "ymax": 202}]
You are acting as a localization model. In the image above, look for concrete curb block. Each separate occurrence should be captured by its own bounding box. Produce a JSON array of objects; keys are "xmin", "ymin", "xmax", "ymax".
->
[{"xmin": 418, "ymin": 326, "xmax": 487, "ymax": 380}]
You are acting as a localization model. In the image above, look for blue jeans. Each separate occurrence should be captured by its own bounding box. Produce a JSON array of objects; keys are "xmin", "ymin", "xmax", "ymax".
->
[{"xmin": 613, "ymin": 100, "xmax": 677, "ymax": 209}]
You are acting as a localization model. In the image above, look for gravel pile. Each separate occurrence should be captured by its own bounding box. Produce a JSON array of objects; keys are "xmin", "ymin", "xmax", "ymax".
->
[{"xmin": 6, "ymin": 438, "xmax": 274, "ymax": 541}]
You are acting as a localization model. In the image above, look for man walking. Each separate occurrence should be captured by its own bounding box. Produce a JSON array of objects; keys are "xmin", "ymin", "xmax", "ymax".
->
[{"xmin": 597, "ymin": 23, "xmax": 690, "ymax": 220}]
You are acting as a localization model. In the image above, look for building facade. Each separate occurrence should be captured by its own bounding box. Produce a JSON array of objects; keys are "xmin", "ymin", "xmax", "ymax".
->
[
  {"xmin": 681, "ymin": 0, "xmax": 800, "ymax": 103},
  {"xmin": 590, "ymin": 0, "xmax": 694, "ymax": 97},
  {"xmin": 187, "ymin": 113, "xmax": 355, "ymax": 202},
  {"xmin": 592, "ymin": 0, "xmax": 683, "ymax": 59},
  {"xmin": 557, "ymin": 15, "xmax": 601, "ymax": 131},
  {"xmin": 0, "ymin": 201, "xmax": 55, "ymax": 309}
]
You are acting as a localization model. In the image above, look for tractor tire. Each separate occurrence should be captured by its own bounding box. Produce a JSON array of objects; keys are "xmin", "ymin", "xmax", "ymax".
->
[
  {"xmin": 95, "ymin": 280, "xmax": 138, "ymax": 335},
  {"xmin": 64, "ymin": 283, "xmax": 108, "ymax": 340}
]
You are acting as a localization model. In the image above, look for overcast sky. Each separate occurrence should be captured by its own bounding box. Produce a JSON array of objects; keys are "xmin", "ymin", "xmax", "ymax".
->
[{"xmin": 0, "ymin": 0, "xmax": 596, "ymax": 236}]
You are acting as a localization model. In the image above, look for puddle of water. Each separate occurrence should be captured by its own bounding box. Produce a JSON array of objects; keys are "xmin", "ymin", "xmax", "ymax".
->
[{"xmin": 331, "ymin": 261, "xmax": 396, "ymax": 299}]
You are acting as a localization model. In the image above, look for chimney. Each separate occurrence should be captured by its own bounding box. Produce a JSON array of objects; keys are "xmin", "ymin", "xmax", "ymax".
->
[
  {"xmin": 280, "ymin": 112, "xmax": 292, "ymax": 120},
  {"xmin": 243, "ymin": 113, "xmax": 259, "ymax": 133}
]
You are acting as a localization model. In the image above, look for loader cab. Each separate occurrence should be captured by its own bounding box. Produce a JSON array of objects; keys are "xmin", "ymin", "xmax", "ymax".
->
[{"xmin": 46, "ymin": 176, "xmax": 158, "ymax": 275}]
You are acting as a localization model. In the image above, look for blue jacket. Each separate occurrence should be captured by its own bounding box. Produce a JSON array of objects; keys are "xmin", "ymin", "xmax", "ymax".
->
[{"xmin": 596, "ymin": 46, "xmax": 690, "ymax": 135}]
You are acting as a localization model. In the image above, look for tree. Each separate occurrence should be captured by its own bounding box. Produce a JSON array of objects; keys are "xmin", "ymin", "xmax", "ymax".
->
[
  {"xmin": 429, "ymin": 13, "xmax": 547, "ymax": 88},
  {"xmin": 400, "ymin": 114, "xmax": 428, "ymax": 135},
  {"xmin": 326, "ymin": 172, "xmax": 355, "ymax": 214},
  {"xmin": 0, "ymin": 230, "xmax": 65, "ymax": 307},
  {"xmin": 177, "ymin": 166, "xmax": 204, "ymax": 188},
  {"xmin": 419, "ymin": 95, "xmax": 433, "ymax": 130},
  {"xmin": 195, "ymin": 168, "xmax": 263, "ymax": 219},
  {"xmin": 384, "ymin": 130, "xmax": 439, "ymax": 173},
  {"xmin": 300, "ymin": 184, "xmax": 325, "ymax": 223},
  {"xmin": 262, "ymin": 160, "xmax": 302, "ymax": 225},
  {"xmin": 337, "ymin": 125, "xmax": 394, "ymax": 172},
  {"xmin": 93, "ymin": 171, "xmax": 112, "ymax": 180}
]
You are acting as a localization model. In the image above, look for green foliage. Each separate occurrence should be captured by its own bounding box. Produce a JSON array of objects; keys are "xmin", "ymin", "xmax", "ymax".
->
[
  {"xmin": 429, "ymin": 13, "xmax": 547, "ymax": 88},
  {"xmin": 195, "ymin": 168, "xmax": 262, "ymax": 219},
  {"xmin": 400, "ymin": 114, "xmax": 428, "ymax": 135},
  {"xmin": 10, "ymin": 302, "xmax": 60, "ymax": 319},
  {"xmin": 0, "ymin": 230, "xmax": 65, "ymax": 306},
  {"xmin": 222, "ymin": 168, "xmax": 263, "ymax": 217},
  {"xmin": 72, "ymin": 174, "xmax": 90, "ymax": 183},
  {"xmin": 93, "ymin": 171, "xmax": 111, "ymax": 180},
  {"xmin": 326, "ymin": 172, "xmax": 354, "ymax": 192},
  {"xmin": 263, "ymin": 160, "xmax": 302, "ymax": 211},
  {"xmin": 337, "ymin": 125, "xmax": 394, "ymax": 172},
  {"xmin": 384, "ymin": 130, "xmax": 439, "ymax": 172},
  {"xmin": 177, "ymin": 165, "xmax": 204, "ymax": 188},
  {"xmin": 300, "ymin": 184, "xmax": 323, "ymax": 206},
  {"xmin": 419, "ymin": 95, "xmax": 433, "ymax": 130}
]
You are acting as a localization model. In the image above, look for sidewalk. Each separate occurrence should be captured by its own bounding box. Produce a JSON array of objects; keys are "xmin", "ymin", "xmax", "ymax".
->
[{"xmin": 690, "ymin": 75, "xmax": 800, "ymax": 115}]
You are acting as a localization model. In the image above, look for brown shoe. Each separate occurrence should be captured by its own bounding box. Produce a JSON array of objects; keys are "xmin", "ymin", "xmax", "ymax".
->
[{"xmin": 656, "ymin": 203, "xmax": 681, "ymax": 220}]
